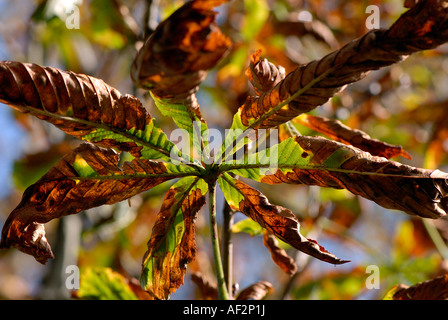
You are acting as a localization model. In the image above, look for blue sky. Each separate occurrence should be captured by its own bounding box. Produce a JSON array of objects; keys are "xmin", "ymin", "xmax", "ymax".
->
[
  {"xmin": 0, "ymin": 2, "xmax": 26, "ymax": 198},
  {"xmin": 0, "ymin": 105, "xmax": 26, "ymax": 198}
]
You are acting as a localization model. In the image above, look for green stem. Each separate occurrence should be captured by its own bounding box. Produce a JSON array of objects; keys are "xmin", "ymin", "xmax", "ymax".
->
[
  {"xmin": 208, "ymin": 182, "xmax": 229, "ymax": 300},
  {"xmin": 222, "ymin": 200, "xmax": 234, "ymax": 299},
  {"xmin": 422, "ymin": 218, "xmax": 448, "ymax": 260}
]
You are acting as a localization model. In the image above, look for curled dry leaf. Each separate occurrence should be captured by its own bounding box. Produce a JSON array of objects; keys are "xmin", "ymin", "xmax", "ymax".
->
[
  {"xmin": 0, "ymin": 143, "xmax": 189, "ymax": 264},
  {"xmin": 238, "ymin": 0, "xmax": 448, "ymax": 129},
  {"xmin": 263, "ymin": 231, "xmax": 298, "ymax": 276},
  {"xmin": 388, "ymin": 274, "xmax": 448, "ymax": 300},
  {"xmin": 131, "ymin": 0, "xmax": 231, "ymax": 116},
  {"xmin": 219, "ymin": 174, "xmax": 349, "ymax": 264},
  {"xmin": 245, "ymin": 49, "xmax": 286, "ymax": 95},
  {"xmin": 236, "ymin": 281, "xmax": 274, "ymax": 300},
  {"xmin": 295, "ymin": 114, "xmax": 411, "ymax": 160},
  {"xmin": 0, "ymin": 61, "xmax": 175, "ymax": 161},
  {"xmin": 258, "ymin": 136, "xmax": 448, "ymax": 219},
  {"xmin": 404, "ymin": 0, "xmax": 420, "ymax": 8},
  {"xmin": 141, "ymin": 177, "xmax": 208, "ymax": 299}
]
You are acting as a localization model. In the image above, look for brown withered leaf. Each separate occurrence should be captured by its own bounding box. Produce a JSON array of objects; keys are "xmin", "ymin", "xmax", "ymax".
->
[
  {"xmin": 221, "ymin": 176, "xmax": 349, "ymax": 264},
  {"xmin": 260, "ymin": 136, "xmax": 448, "ymax": 219},
  {"xmin": 295, "ymin": 114, "xmax": 411, "ymax": 159},
  {"xmin": 141, "ymin": 177, "xmax": 208, "ymax": 299},
  {"xmin": 245, "ymin": 50, "xmax": 286, "ymax": 95},
  {"xmin": 404, "ymin": 0, "xmax": 420, "ymax": 8},
  {"xmin": 191, "ymin": 271, "xmax": 218, "ymax": 300},
  {"xmin": 390, "ymin": 274, "xmax": 448, "ymax": 300},
  {"xmin": 0, "ymin": 61, "xmax": 172, "ymax": 160},
  {"xmin": 238, "ymin": 0, "xmax": 448, "ymax": 129},
  {"xmin": 131, "ymin": 0, "xmax": 231, "ymax": 115},
  {"xmin": 263, "ymin": 231, "xmax": 298, "ymax": 276},
  {"xmin": 0, "ymin": 143, "xmax": 182, "ymax": 264},
  {"xmin": 236, "ymin": 281, "xmax": 273, "ymax": 300}
]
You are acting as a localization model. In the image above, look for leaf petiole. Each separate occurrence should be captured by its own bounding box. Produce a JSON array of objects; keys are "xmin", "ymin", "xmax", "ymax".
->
[{"xmin": 207, "ymin": 181, "xmax": 229, "ymax": 300}]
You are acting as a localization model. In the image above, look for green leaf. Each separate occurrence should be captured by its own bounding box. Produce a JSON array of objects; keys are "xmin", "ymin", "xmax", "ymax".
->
[
  {"xmin": 231, "ymin": 218, "xmax": 264, "ymax": 236},
  {"xmin": 141, "ymin": 176, "xmax": 208, "ymax": 299},
  {"xmin": 151, "ymin": 92, "xmax": 209, "ymax": 164},
  {"xmin": 218, "ymin": 173, "xmax": 348, "ymax": 264},
  {"xmin": 0, "ymin": 143, "xmax": 197, "ymax": 264},
  {"xmin": 77, "ymin": 267, "xmax": 138, "ymax": 300},
  {"xmin": 382, "ymin": 285, "xmax": 401, "ymax": 300},
  {"xmin": 0, "ymin": 61, "xmax": 184, "ymax": 162},
  {"xmin": 222, "ymin": 135, "xmax": 448, "ymax": 219},
  {"xmin": 242, "ymin": 0, "xmax": 269, "ymax": 41}
]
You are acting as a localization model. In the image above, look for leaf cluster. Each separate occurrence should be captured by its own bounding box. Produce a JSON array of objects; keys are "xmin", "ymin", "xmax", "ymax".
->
[{"xmin": 1, "ymin": 0, "xmax": 448, "ymax": 300}]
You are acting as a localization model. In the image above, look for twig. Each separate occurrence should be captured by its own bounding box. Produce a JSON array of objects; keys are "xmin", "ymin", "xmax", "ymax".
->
[
  {"xmin": 222, "ymin": 200, "xmax": 234, "ymax": 299},
  {"xmin": 208, "ymin": 182, "xmax": 229, "ymax": 300},
  {"xmin": 422, "ymin": 218, "xmax": 448, "ymax": 260}
]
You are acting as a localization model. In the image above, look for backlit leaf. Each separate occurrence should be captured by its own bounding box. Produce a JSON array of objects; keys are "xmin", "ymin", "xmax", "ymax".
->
[
  {"xmin": 0, "ymin": 143, "xmax": 196, "ymax": 264},
  {"xmin": 0, "ymin": 61, "xmax": 179, "ymax": 162},
  {"xmin": 232, "ymin": 0, "xmax": 448, "ymax": 131},
  {"xmin": 231, "ymin": 218, "xmax": 264, "ymax": 236},
  {"xmin": 141, "ymin": 176, "xmax": 208, "ymax": 299},
  {"xmin": 218, "ymin": 173, "xmax": 349, "ymax": 264},
  {"xmin": 294, "ymin": 114, "xmax": 411, "ymax": 160},
  {"xmin": 385, "ymin": 274, "xmax": 448, "ymax": 300},
  {"xmin": 263, "ymin": 231, "xmax": 298, "ymax": 276},
  {"xmin": 76, "ymin": 267, "xmax": 140, "ymax": 300},
  {"xmin": 131, "ymin": 0, "xmax": 231, "ymax": 162},
  {"xmin": 131, "ymin": 0, "xmax": 230, "ymax": 119},
  {"xmin": 226, "ymin": 136, "xmax": 448, "ymax": 219}
]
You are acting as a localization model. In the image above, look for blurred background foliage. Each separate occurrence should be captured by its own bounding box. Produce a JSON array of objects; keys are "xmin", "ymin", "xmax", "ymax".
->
[{"xmin": 0, "ymin": 0, "xmax": 448, "ymax": 300}]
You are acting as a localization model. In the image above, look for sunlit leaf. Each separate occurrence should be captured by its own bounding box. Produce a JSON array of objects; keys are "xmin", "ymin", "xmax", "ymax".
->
[
  {"xmin": 131, "ymin": 0, "xmax": 231, "ymax": 111},
  {"xmin": 241, "ymin": 0, "xmax": 269, "ymax": 41},
  {"xmin": 384, "ymin": 274, "xmax": 448, "ymax": 300},
  {"xmin": 245, "ymin": 49, "xmax": 285, "ymax": 95},
  {"xmin": 231, "ymin": 218, "xmax": 264, "ymax": 236},
  {"xmin": 0, "ymin": 61, "xmax": 180, "ymax": 162},
  {"xmin": 230, "ymin": 0, "xmax": 448, "ymax": 132},
  {"xmin": 218, "ymin": 173, "xmax": 349, "ymax": 264},
  {"xmin": 141, "ymin": 177, "xmax": 208, "ymax": 299},
  {"xmin": 225, "ymin": 136, "xmax": 448, "ymax": 219},
  {"xmin": 294, "ymin": 114, "xmax": 411, "ymax": 160},
  {"xmin": 76, "ymin": 267, "xmax": 140, "ymax": 300},
  {"xmin": 0, "ymin": 143, "xmax": 196, "ymax": 264},
  {"xmin": 131, "ymin": 0, "xmax": 231, "ymax": 163},
  {"xmin": 263, "ymin": 231, "xmax": 298, "ymax": 275}
]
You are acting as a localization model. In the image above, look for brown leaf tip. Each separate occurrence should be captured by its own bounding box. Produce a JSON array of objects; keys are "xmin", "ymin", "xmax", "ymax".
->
[
  {"xmin": 131, "ymin": 0, "xmax": 231, "ymax": 94},
  {"xmin": 306, "ymin": 238, "xmax": 350, "ymax": 265},
  {"xmin": 0, "ymin": 221, "xmax": 54, "ymax": 265},
  {"xmin": 246, "ymin": 50, "xmax": 286, "ymax": 95}
]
